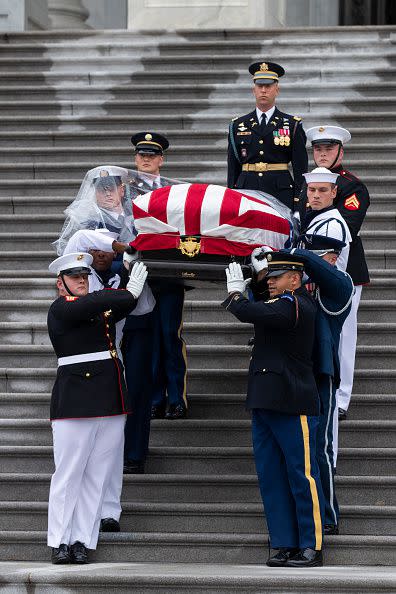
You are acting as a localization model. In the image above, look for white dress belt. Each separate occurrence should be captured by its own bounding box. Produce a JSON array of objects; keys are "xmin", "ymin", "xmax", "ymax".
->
[{"xmin": 58, "ymin": 350, "xmax": 111, "ymax": 367}]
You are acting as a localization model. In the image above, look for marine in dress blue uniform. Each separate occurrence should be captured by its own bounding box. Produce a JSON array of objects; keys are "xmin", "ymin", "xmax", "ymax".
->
[
  {"xmin": 300, "ymin": 125, "xmax": 370, "ymax": 420},
  {"xmin": 223, "ymin": 255, "xmax": 324, "ymax": 567},
  {"xmin": 290, "ymin": 236, "xmax": 354, "ymax": 535},
  {"xmin": 227, "ymin": 61, "xmax": 308, "ymax": 213}
]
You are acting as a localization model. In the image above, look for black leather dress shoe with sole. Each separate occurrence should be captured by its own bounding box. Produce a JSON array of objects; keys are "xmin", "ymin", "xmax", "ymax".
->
[
  {"xmin": 324, "ymin": 524, "xmax": 339, "ymax": 535},
  {"xmin": 70, "ymin": 541, "xmax": 88, "ymax": 564},
  {"xmin": 100, "ymin": 517, "xmax": 120, "ymax": 532},
  {"xmin": 266, "ymin": 548, "xmax": 299, "ymax": 567},
  {"xmin": 51, "ymin": 543, "xmax": 71, "ymax": 564},
  {"xmin": 151, "ymin": 405, "xmax": 166, "ymax": 419},
  {"xmin": 123, "ymin": 459, "xmax": 145, "ymax": 474},
  {"xmin": 286, "ymin": 548, "xmax": 323, "ymax": 567},
  {"xmin": 165, "ymin": 403, "xmax": 187, "ymax": 419}
]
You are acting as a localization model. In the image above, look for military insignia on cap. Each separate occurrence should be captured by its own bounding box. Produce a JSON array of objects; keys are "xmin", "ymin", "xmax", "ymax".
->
[
  {"xmin": 77, "ymin": 254, "xmax": 84, "ymax": 261},
  {"xmin": 260, "ymin": 62, "xmax": 269, "ymax": 71},
  {"xmin": 267, "ymin": 253, "xmax": 272, "ymax": 262},
  {"xmin": 293, "ymin": 116, "xmax": 302, "ymax": 121},
  {"xmin": 319, "ymin": 126, "xmax": 325, "ymax": 132},
  {"xmin": 344, "ymin": 194, "xmax": 360, "ymax": 210},
  {"xmin": 145, "ymin": 133, "xmax": 153, "ymax": 141},
  {"xmin": 100, "ymin": 170, "xmax": 109, "ymax": 177}
]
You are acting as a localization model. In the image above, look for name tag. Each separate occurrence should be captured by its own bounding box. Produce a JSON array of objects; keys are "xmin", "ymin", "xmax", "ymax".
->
[{"xmin": 236, "ymin": 131, "xmax": 252, "ymax": 136}]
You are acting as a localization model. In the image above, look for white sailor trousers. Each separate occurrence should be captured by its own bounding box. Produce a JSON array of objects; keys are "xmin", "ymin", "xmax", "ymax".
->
[{"xmin": 47, "ymin": 414, "xmax": 126, "ymax": 549}]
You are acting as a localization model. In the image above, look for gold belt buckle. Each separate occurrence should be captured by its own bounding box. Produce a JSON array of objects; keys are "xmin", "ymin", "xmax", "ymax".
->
[
  {"xmin": 256, "ymin": 162, "xmax": 268, "ymax": 172},
  {"xmin": 110, "ymin": 349, "xmax": 118, "ymax": 359}
]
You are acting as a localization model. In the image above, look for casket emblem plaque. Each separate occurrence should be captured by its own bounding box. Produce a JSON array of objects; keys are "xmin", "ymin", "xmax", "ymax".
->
[{"xmin": 178, "ymin": 236, "xmax": 201, "ymax": 258}]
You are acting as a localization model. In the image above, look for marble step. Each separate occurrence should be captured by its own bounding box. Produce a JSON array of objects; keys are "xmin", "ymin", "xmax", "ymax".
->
[
  {"xmin": 1, "ymin": 562, "xmax": 396, "ymax": 593},
  {"xmin": 0, "ymin": 500, "xmax": 393, "ymax": 535},
  {"xmin": 0, "ymin": 418, "xmax": 394, "ymax": 449},
  {"xmin": 0, "ymin": 368, "xmax": 392, "ymax": 395},
  {"xmin": 0, "ymin": 444, "xmax": 394, "ymax": 475},
  {"xmin": 0, "ymin": 531, "xmax": 395, "ymax": 565},
  {"xmin": 0, "ymin": 392, "xmax": 394, "ymax": 422},
  {"xmin": 0, "ymin": 471, "xmax": 394, "ymax": 506}
]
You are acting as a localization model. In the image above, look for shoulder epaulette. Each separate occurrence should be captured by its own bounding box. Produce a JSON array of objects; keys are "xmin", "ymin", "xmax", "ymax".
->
[
  {"xmin": 293, "ymin": 116, "xmax": 302, "ymax": 121},
  {"xmin": 265, "ymin": 297, "xmax": 280, "ymax": 304},
  {"xmin": 339, "ymin": 169, "xmax": 359, "ymax": 182},
  {"xmin": 231, "ymin": 116, "xmax": 239, "ymax": 122},
  {"xmin": 280, "ymin": 293, "xmax": 294, "ymax": 302}
]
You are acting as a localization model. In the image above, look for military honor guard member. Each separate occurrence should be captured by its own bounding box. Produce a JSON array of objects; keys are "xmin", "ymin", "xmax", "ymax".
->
[
  {"xmin": 302, "ymin": 167, "xmax": 351, "ymax": 272},
  {"xmin": 129, "ymin": 131, "xmax": 188, "ymax": 421},
  {"xmin": 47, "ymin": 251, "xmax": 147, "ymax": 564},
  {"xmin": 302, "ymin": 126, "xmax": 370, "ymax": 422},
  {"xmin": 223, "ymin": 255, "xmax": 324, "ymax": 567},
  {"xmin": 291, "ymin": 236, "xmax": 354, "ymax": 535},
  {"xmin": 227, "ymin": 61, "xmax": 308, "ymax": 212}
]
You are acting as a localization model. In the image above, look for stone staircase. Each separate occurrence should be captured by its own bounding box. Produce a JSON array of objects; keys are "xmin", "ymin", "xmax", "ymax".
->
[{"xmin": 0, "ymin": 25, "xmax": 396, "ymax": 592}]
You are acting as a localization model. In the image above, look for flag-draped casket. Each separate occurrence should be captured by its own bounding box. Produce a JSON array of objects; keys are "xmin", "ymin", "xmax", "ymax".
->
[{"xmin": 130, "ymin": 183, "xmax": 294, "ymax": 282}]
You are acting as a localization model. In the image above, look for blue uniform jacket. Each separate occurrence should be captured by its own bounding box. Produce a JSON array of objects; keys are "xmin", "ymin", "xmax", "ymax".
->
[{"xmin": 290, "ymin": 249, "xmax": 354, "ymax": 384}]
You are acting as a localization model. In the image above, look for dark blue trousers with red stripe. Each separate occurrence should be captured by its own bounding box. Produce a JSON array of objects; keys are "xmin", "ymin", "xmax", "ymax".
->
[{"xmin": 251, "ymin": 409, "xmax": 324, "ymax": 550}]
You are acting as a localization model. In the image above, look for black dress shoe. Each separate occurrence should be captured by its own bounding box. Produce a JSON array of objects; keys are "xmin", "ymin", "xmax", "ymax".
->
[
  {"xmin": 100, "ymin": 517, "xmax": 120, "ymax": 532},
  {"xmin": 123, "ymin": 459, "xmax": 145, "ymax": 474},
  {"xmin": 51, "ymin": 543, "xmax": 70, "ymax": 564},
  {"xmin": 247, "ymin": 336, "xmax": 255, "ymax": 346},
  {"xmin": 266, "ymin": 547, "xmax": 299, "ymax": 567},
  {"xmin": 165, "ymin": 403, "xmax": 187, "ymax": 420},
  {"xmin": 286, "ymin": 548, "xmax": 323, "ymax": 567},
  {"xmin": 70, "ymin": 541, "xmax": 88, "ymax": 564},
  {"xmin": 324, "ymin": 524, "xmax": 339, "ymax": 535},
  {"xmin": 151, "ymin": 404, "xmax": 166, "ymax": 419},
  {"xmin": 338, "ymin": 407, "xmax": 347, "ymax": 421}
]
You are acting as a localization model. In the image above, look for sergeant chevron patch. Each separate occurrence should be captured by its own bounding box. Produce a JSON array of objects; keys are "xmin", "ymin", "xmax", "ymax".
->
[{"xmin": 344, "ymin": 194, "xmax": 360, "ymax": 210}]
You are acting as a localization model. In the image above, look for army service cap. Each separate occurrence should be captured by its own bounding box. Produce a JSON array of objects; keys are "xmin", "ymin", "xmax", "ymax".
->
[
  {"xmin": 131, "ymin": 132, "xmax": 170, "ymax": 155},
  {"xmin": 90, "ymin": 165, "xmax": 128, "ymax": 189},
  {"xmin": 298, "ymin": 234, "xmax": 346, "ymax": 256},
  {"xmin": 249, "ymin": 61, "xmax": 285, "ymax": 85},
  {"xmin": 265, "ymin": 252, "xmax": 304, "ymax": 278},
  {"xmin": 49, "ymin": 252, "xmax": 93, "ymax": 277},
  {"xmin": 306, "ymin": 126, "xmax": 351, "ymax": 147}
]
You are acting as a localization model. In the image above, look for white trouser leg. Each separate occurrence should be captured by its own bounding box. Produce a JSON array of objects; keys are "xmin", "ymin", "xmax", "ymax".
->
[
  {"xmin": 47, "ymin": 415, "xmax": 125, "ymax": 549},
  {"xmin": 101, "ymin": 418, "xmax": 125, "ymax": 521},
  {"xmin": 332, "ymin": 398, "xmax": 339, "ymax": 468},
  {"xmin": 336, "ymin": 285, "xmax": 362, "ymax": 412}
]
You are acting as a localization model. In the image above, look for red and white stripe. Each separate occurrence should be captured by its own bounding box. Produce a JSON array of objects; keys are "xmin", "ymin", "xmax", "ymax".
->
[{"xmin": 132, "ymin": 183, "xmax": 292, "ymax": 255}]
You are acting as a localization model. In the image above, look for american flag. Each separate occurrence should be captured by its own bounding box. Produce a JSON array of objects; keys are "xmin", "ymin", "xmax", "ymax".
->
[{"xmin": 131, "ymin": 184, "xmax": 292, "ymax": 256}]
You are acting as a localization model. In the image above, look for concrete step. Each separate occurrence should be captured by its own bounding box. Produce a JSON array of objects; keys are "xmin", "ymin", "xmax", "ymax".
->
[
  {"xmin": 365, "ymin": 212, "xmax": 396, "ymax": 231},
  {"xmin": 360, "ymin": 231, "xmax": 396, "ymax": 249},
  {"xmin": 0, "ymin": 418, "xmax": 394, "ymax": 448},
  {"xmin": 0, "ymin": 530, "xmax": 394, "ymax": 565},
  {"xmin": 0, "ymin": 444, "xmax": 394, "ymax": 476},
  {"xmin": 0, "ymin": 471, "xmax": 394, "ymax": 506},
  {"xmin": 0, "ymin": 500, "xmax": 393, "ymax": 536},
  {"xmin": 1, "ymin": 562, "xmax": 396, "ymax": 593}
]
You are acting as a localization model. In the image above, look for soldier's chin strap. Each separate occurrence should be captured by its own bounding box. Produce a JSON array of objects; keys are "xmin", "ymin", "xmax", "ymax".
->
[
  {"xmin": 329, "ymin": 143, "xmax": 342, "ymax": 170},
  {"xmin": 60, "ymin": 274, "xmax": 75, "ymax": 297}
]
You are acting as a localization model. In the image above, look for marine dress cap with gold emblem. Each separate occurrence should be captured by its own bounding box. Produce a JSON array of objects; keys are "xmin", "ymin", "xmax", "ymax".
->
[
  {"xmin": 48, "ymin": 252, "xmax": 93, "ymax": 276},
  {"xmin": 265, "ymin": 252, "xmax": 305, "ymax": 278},
  {"xmin": 131, "ymin": 132, "xmax": 170, "ymax": 155},
  {"xmin": 303, "ymin": 167, "xmax": 339, "ymax": 184},
  {"xmin": 306, "ymin": 125, "xmax": 351, "ymax": 147},
  {"xmin": 248, "ymin": 61, "xmax": 285, "ymax": 85}
]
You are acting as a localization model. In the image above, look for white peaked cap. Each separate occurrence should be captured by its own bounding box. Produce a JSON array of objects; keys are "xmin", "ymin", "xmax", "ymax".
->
[
  {"xmin": 303, "ymin": 167, "xmax": 339, "ymax": 184},
  {"xmin": 306, "ymin": 125, "xmax": 351, "ymax": 146},
  {"xmin": 48, "ymin": 252, "xmax": 93, "ymax": 276},
  {"xmin": 89, "ymin": 165, "xmax": 129, "ymax": 179}
]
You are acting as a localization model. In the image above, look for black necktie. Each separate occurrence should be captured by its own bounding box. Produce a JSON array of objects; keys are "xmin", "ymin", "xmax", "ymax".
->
[{"xmin": 260, "ymin": 114, "xmax": 267, "ymax": 130}]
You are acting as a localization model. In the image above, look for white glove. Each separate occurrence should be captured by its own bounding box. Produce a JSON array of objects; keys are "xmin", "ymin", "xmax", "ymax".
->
[
  {"xmin": 251, "ymin": 246, "xmax": 273, "ymax": 273},
  {"xmin": 127, "ymin": 261, "xmax": 148, "ymax": 299},
  {"xmin": 225, "ymin": 262, "xmax": 250, "ymax": 294},
  {"xmin": 123, "ymin": 249, "xmax": 139, "ymax": 270}
]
